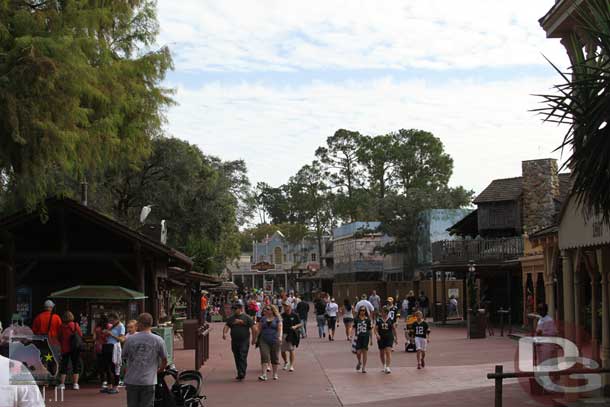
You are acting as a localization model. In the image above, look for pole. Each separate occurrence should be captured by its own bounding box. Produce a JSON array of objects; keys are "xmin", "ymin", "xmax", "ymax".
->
[{"xmin": 494, "ymin": 365, "xmax": 503, "ymax": 407}]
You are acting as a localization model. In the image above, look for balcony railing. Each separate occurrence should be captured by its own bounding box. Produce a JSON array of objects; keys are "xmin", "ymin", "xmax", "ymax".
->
[{"xmin": 432, "ymin": 237, "xmax": 524, "ymax": 265}]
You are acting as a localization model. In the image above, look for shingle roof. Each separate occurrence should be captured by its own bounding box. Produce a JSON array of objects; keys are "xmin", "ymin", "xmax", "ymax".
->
[
  {"xmin": 473, "ymin": 173, "xmax": 572, "ymax": 205},
  {"xmin": 473, "ymin": 177, "xmax": 523, "ymax": 204}
]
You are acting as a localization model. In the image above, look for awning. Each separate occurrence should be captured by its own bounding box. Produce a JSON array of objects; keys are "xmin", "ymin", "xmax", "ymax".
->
[
  {"xmin": 210, "ymin": 281, "xmax": 238, "ymax": 291},
  {"xmin": 50, "ymin": 285, "xmax": 147, "ymax": 300}
]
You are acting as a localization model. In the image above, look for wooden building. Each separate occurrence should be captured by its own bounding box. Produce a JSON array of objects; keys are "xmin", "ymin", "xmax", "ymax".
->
[{"xmin": 0, "ymin": 197, "xmax": 199, "ymax": 327}]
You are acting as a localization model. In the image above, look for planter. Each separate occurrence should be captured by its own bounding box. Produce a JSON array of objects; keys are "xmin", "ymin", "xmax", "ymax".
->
[{"xmin": 467, "ymin": 309, "xmax": 486, "ymax": 339}]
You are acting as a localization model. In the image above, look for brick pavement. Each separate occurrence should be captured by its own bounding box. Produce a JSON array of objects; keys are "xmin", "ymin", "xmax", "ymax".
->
[{"xmin": 43, "ymin": 316, "xmax": 571, "ymax": 407}]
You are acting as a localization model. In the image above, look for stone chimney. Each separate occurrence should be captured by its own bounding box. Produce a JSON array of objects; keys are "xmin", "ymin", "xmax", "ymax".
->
[{"xmin": 521, "ymin": 159, "xmax": 560, "ymax": 235}]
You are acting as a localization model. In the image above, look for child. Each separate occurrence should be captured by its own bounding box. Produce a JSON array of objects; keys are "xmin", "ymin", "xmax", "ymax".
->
[
  {"xmin": 351, "ymin": 306, "xmax": 372, "ymax": 373},
  {"xmin": 93, "ymin": 315, "xmax": 110, "ymax": 388},
  {"xmin": 374, "ymin": 306, "xmax": 398, "ymax": 374},
  {"xmin": 412, "ymin": 311, "xmax": 430, "ymax": 369}
]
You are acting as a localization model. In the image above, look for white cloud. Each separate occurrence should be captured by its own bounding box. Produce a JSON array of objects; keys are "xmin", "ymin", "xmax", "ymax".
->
[
  {"xmin": 157, "ymin": 0, "xmax": 567, "ymax": 72},
  {"xmin": 165, "ymin": 76, "xmax": 568, "ymax": 194}
]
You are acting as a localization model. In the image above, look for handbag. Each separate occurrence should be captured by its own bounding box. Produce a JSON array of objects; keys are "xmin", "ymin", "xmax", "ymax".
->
[{"xmin": 69, "ymin": 323, "xmax": 86, "ymax": 352}]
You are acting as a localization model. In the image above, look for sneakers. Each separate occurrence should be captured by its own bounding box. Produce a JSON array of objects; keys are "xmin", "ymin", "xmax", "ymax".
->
[
  {"xmin": 421, "ymin": 359, "xmax": 425, "ymax": 368},
  {"xmin": 118, "ymin": 381, "xmax": 125, "ymax": 387},
  {"xmin": 258, "ymin": 374, "xmax": 268, "ymax": 381},
  {"xmin": 361, "ymin": 368, "xmax": 367, "ymax": 373},
  {"xmin": 273, "ymin": 374, "xmax": 279, "ymax": 380},
  {"xmin": 102, "ymin": 381, "xmax": 108, "ymax": 389},
  {"xmin": 107, "ymin": 388, "xmax": 119, "ymax": 394},
  {"xmin": 283, "ymin": 363, "xmax": 289, "ymax": 371},
  {"xmin": 356, "ymin": 362, "xmax": 361, "ymax": 371},
  {"xmin": 385, "ymin": 367, "xmax": 391, "ymax": 374},
  {"xmin": 72, "ymin": 383, "xmax": 80, "ymax": 390},
  {"xmin": 100, "ymin": 388, "xmax": 109, "ymax": 393},
  {"xmin": 417, "ymin": 364, "xmax": 421, "ymax": 370},
  {"xmin": 289, "ymin": 366, "xmax": 294, "ymax": 372},
  {"xmin": 58, "ymin": 384, "xmax": 65, "ymax": 391}
]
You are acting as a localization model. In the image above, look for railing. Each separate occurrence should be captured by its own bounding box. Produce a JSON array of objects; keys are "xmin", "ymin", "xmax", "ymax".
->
[
  {"xmin": 487, "ymin": 365, "xmax": 610, "ymax": 407},
  {"xmin": 432, "ymin": 237, "xmax": 524, "ymax": 264},
  {"xmin": 195, "ymin": 324, "xmax": 211, "ymax": 371}
]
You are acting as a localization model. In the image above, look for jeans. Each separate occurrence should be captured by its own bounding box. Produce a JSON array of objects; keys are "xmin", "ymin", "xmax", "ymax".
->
[
  {"xmin": 231, "ymin": 340, "xmax": 249, "ymax": 378},
  {"xmin": 316, "ymin": 315, "xmax": 326, "ymax": 337},
  {"xmin": 300, "ymin": 318, "xmax": 307, "ymax": 337},
  {"xmin": 126, "ymin": 384, "xmax": 155, "ymax": 407}
]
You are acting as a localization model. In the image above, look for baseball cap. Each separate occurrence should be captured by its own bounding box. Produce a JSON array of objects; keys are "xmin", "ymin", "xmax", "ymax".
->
[
  {"xmin": 387, "ymin": 297, "xmax": 394, "ymax": 302},
  {"xmin": 44, "ymin": 300, "xmax": 55, "ymax": 308},
  {"xmin": 232, "ymin": 300, "xmax": 244, "ymax": 309}
]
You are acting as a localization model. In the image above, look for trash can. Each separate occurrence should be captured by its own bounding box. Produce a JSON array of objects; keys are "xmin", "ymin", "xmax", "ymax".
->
[
  {"xmin": 183, "ymin": 319, "xmax": 199, "ymax": 350},
  {"xmin": 152, "ymin": 326, "xmax": 174, "ymax": 364}
]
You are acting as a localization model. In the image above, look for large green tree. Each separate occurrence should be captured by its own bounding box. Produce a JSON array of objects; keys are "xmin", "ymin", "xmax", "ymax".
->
[{"xmin": 0, "ymin": 0, "xmax": 172, "ymax": 212}]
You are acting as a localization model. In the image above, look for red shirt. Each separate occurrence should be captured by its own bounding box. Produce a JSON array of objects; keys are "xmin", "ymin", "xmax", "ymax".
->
[
  {"xmin": 57, "ymin": 322, "xmax": 83, "ymax": 354},
  {"xmin": 200, "ymin": 296, "xmax": 208, "ymax": 310},
  {"xmin": 32, "ymin": 311, "xmax": 62, "ymax": 338}
]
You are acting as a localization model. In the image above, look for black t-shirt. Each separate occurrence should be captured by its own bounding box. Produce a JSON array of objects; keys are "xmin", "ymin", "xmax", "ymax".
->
[
  {"xmin": 376, "ymin": 317, "xmax": 394, "ymax": 338},
  {"xmin": 296, "ymin": 301, "xmax": 310, "ymax": 320},
  {"xmin": 354, "ymin": 318, "xmax": 371, "ymax": 337},
  {"xmin": 314, "ymin": 300, "xmax": 326, "ymax": 316},
  {"xmin": 225, "ymin": 314, "xmax": 254, "ymax": 342},
  {"xmin": 282, "ymin": 312, "xmax": 301, "ymax": 331},
  {"xmin": 412, "ymin": 321, "xmax": 430, "ymax": 338},
  {"xmin": 419, "ymin": 296, "xmax": 429, "ymax": 308}
]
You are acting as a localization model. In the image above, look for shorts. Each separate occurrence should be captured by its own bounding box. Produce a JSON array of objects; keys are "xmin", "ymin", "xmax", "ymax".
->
[
  {"xmin": 343, "ymin": 317, "xmax": 354, "ymax": 324},
  {"xmin": 281, "ymin": 335, "xmax": 295, "ymax": 352},
  {"xmin": 377, "ymin": 335, "xmax": 394, "ymax": 350},
  {"xmin": 328, "ymin": 317, "xmax": 337, "ymax": 328},
  {"xmin": 355, "ymin": 334, "xmax": 370, "ymax": 351},
  {"xmin": 259, "ymin": 340, "xmax": 280, "ymax": 365},
  {"xmin": 415, "ymin": 337, "xmax": 427, "ymax": 351}
]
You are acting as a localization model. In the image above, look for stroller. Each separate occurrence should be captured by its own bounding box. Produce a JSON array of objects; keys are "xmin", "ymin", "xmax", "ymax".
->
[
  {"xmin": 156, "ymin": 366, "xmax": 206, "ymax": 407},
  {"xmin": 404, "ymin": 314, "xmax": 417, "ymax": 353}
]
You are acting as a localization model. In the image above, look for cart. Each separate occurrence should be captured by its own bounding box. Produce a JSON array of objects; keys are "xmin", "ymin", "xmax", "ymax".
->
[{"xmin": 404, "ymin": 315, "xmax": 417, "ymax": 353}]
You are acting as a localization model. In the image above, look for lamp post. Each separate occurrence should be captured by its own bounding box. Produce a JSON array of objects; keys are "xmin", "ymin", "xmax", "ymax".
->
[{"xmin": 467, "ymin": 261, "xmax": 477, "ymax": 338}]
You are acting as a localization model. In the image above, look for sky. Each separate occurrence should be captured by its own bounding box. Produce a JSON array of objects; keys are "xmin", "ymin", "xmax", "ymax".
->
[{"xmin": 156, "ymin": 0, "xmax": 570, "ymax": 195}]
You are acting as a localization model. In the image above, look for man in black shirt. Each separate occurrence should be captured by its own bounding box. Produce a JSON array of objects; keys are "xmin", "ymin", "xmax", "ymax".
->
[
  {"xmin": 223, "ymin": 301, "xmax": 256, "ymax": 380},
  {"xmin": 295, "ymin": 297, "xmax": 310, "ymax": 338},
  {"xmin": 419, "ymin": 291, "xmax": 430, "ymax": 318},
  {"xmin": 314, "ymin": 295, "xmax": 327, "ymax": 338},
  {"xmin": 281, "ymin": 302, "xmax": 302, "ymax": 372}
]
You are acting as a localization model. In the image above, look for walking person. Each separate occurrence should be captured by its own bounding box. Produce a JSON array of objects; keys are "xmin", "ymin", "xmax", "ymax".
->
[
  {"xmin": 122, "ymin": 313, "xmax": 168, "ymax": 407},
  {"xmin": 352, "ymin": 306, "xmax": 372, "ymax": 373},
  {"xmin": 314, "ymin": 294, "xmax": 327, "ymax": 338},
  {"xmin": 386, "ymin": 297, "xmax": 398, "ymax": 323},
  {"xmin": 412, "ymin": 311, "xmax": 430, "ymax": 369},
  {"xmin": 255, "ymin": 305, "xmax": 283, "ymax": 381},
  {"xmin": 101, "ymin": 313, "xmax": 125, "ymax": 394},
  {"xmin": 355, "ymin": 294, "xmax": 374, "ymax": 318},
  {"xmin": 418, "ymin": 291, "xmax": 430, "ymax": 318},
  {"xmin": 223, "ymin": 301, "xmax": 256, "ymax": 381},
  {"xmin": 406, "ymin": 291, "xmax": 418, "ymax": 316},
  {"xmin": 200, "ymin": 291, "xmax": 209, "ymax": 324},
  {"xmin": 57, "ymin": 311, "xmax": 83, "ymax": 390},
  {"xmin": 369, "ymin": 290, "xmax": 381, "ymax": 319},
  {"xmin": 295, "ymin": 296, "xmax": 310, "ymax": 338},
  {"xmin": 374, "ymin": 307, "xmax": 397, "ymax": 374},
  {"xmin": 281, "ymin": 302, "xmax": 302, "ymax": 372},
  {"xmin": 341, "ymin": 299, "xmax": 354, "ymax": 340},
  {"xmin": 325, "ymin": 298, "xmax": 339, "ymax": 341}
]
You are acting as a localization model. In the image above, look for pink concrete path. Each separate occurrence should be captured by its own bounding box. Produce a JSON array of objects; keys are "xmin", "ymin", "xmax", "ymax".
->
[{"xmin": 46, "ymin": 317, "xmax": 552, "ymax": 407}]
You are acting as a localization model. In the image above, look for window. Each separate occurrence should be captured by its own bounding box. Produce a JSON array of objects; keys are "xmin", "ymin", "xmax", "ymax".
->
[
  {"xmin": 273, "ymin": 247, "xmax": 282, "ymax": 265},
  {"xmin": 311, "ymin": 253, "xmax": 317, "ymax": 262}
]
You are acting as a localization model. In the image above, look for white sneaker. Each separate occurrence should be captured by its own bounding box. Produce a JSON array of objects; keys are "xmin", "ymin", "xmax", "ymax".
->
[
  {"xmin": 273, "ymin": 374, "xmax": 279, "ymax": 380},
  {"xmin": 58, "ymin": 384, "xmax": 65, "ymax": 391},
  {"xmin": 385, "ymin": 367, "xmax": 391, "ymax": 374},
  {"xmin": 102, "ymin": 381, "xmax": 108, "ymax": 389},
  {"xmin": 258, "ymin": 374, "xmax": 268, "ymax": 381},
  {"xmin": 289, "ymin": 365, "xmax": 294, "ymax": 372},
  {"xmin": 73, "ymin": 383, "xmax": 80, "ymax": 390},
  {"xmin": 283, "ymin": 363, "xmax": 289, "ymax": 370}
]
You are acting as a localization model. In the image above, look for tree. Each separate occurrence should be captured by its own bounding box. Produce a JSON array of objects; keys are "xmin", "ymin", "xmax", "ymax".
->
[
  {"xmin": 0, "ymin": 0, "xmax": 173, "ymax": 211},
  {"xmin": 357, "ymin": 134, "xmax": 397, "ymax": 201},
  {"xmin": 315, "ymin": 129, "xmax": 364, "ymax": 222},
  {"xmin": 538, "ymin": 0, "xmax": 610, "ymax": 222}
]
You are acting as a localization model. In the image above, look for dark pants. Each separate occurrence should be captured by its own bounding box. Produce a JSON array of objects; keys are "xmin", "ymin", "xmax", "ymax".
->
[
  {"xmin": 126, "ymin": 384, "xmax": 155, "ymax": 407},
  {"xmin": 59, "ymin": 351, "xmax": 81, "ymax": 375},
  {"xmin": 102, "ymin": 344, "xmax": 118, "ymax": 386},
  {"xmin": 231, "ymin": 340, "xmax": 249, "ymax": 378}
]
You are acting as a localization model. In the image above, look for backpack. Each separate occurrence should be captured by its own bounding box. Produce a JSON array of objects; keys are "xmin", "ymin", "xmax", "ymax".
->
[{"xmin": 69, "ymin": 323, "xmax": 85, "ymax": 352}]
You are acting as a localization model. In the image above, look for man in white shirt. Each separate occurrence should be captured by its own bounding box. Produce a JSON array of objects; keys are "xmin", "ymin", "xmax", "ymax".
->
[
  {"xmin": 325, "ymin": 298, "xmax": 339, "ymax": 341},
  {"xmin": 355, "ymin": 294, "xmax": 374, "ymax": 318},
  {"xmin": 0, "ymin": 355, "xmax": 44, "ymax": 406},
  {"xmin": 535, "ymin": 303, "xmax": 558, "ymax": 368}
]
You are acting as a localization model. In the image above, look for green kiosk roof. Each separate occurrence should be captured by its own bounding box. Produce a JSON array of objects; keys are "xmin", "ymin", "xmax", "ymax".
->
[{"xmin": 50, "ymin": 285, "xmax": 147, "ymax": 301}]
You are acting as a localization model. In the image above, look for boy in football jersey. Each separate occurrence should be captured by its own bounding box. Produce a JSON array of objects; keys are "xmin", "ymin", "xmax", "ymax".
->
[
  {"xmin": 374, "ymin": 306, "xmax": 398, "ymax": 373},
  {"xmin": 386, "ymin": 297, "xmax": 398, "ymax": 324},
  {"xmin": 412, "ymin": 311, "xmax": 430, "ymax": 369},
  {"xmin": 351, "ymin": 306, "xmax": 372, "ymax": 373}
]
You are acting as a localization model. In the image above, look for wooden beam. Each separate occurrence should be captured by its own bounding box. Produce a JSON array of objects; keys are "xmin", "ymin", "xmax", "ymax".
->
[{"xmin": 16, "ymin": 252, "xmax": 133, "ymax": 261}]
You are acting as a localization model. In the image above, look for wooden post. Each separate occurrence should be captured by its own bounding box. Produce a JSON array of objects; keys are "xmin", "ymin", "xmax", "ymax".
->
[
  {"xmin": 562, "ymin": 250, "xmax": 575, "ymax": 341},
  {"xmin": 441, "ymin": 271, "xmax": 447, "ymax": 324},
  {"xmin": 135, "ymin": 243, "xmax": 146, "ymax": 313},
  {"xmin": 494, "ymin": 365, "xmax": 503, "ymax": 407},
  {"xmin": 597, "ymin": 248, "xmax": 610, "ymax": 392},
  {"xmin": 574, "ymin": 249, "xmax": 583, "ymax": 346},
  {"xmin": 432, "ymin": 271, "xmax": 438, "ymax": 321}
]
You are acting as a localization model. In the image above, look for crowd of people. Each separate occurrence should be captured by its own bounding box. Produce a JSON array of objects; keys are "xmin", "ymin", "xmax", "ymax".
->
[{"xmin": 222, "ymin": 289, "xmax": 432, "ymax": 381}]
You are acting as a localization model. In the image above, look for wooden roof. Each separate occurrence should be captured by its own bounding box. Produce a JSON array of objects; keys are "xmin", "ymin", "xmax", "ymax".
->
[
  {"xmin": 474, "ymin": 173, "xmax": 571, "ymax": 204},
  {"xmin": 0, "ymin": 197, "xmax": 193, "ymax": 269}
]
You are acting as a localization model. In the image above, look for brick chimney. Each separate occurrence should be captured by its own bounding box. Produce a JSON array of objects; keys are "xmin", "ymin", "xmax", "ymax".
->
[{"xmin": 521, "ymin": 159, "xmax": 560, "ymax": 235}]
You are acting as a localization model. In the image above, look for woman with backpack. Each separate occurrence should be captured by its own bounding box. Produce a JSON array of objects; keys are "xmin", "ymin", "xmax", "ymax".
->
[{"xmin": 57, "ymin": 311, "xmax": 83, "ymax": 390}]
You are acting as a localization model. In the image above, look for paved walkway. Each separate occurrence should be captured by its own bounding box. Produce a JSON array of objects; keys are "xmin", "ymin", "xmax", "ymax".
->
[{"xmin": 49, "ymin": 316, "xmax": 553, "ymax": 407}]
